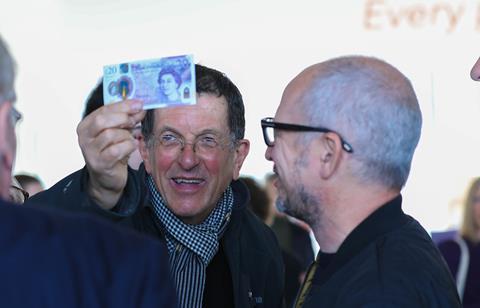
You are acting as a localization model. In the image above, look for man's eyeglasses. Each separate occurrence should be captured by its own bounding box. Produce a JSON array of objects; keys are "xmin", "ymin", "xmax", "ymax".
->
[
  {"xmin": 150, "ymin": 131, "xmax": 234, "ymax": 157},
  {"xmin": 261, "ymin": 117, "xmax": 354, "ymax": 153}
]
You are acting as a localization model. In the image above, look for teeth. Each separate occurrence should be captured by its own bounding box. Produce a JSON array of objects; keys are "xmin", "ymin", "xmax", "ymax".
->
[{"xmin": 173, "ymin": 178, "xmax": 202, "ymax": 184}]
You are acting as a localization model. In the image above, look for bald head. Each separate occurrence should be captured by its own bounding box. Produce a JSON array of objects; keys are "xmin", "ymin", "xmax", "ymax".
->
[{"xmin": 280, "ymin": 56, "xmax": 422, "ymax": 190}]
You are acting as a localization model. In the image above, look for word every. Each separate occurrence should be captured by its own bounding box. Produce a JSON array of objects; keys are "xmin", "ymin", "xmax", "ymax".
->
[{"xmin": 364, "ymin": 0, "xmax": 479, "ymax": 33}]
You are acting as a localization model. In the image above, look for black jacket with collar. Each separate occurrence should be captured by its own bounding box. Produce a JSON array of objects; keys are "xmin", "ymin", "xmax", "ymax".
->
[
  {"xmin": 302, "ymin": 195, "xmax": 461, "ymax": 308},
  {"xmin": 29, "ymin": 165, "xmax": 285, "ymax": 308}
]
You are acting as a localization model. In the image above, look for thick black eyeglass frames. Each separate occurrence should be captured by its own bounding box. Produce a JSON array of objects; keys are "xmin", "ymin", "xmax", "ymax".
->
[{"xmin": 261, "ymin": 117, "xmax": 353, "ymax": 153}]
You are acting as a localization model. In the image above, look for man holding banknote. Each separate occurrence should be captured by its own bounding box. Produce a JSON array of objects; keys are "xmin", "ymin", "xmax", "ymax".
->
[{"xmin": 31, "ymin": 63, "xmax": 285, "ymax": 308}]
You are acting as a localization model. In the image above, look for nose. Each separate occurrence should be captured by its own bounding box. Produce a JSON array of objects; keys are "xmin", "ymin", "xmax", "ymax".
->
[
  {"xmin": 265, "ymin": 146, "xmax": 273, "ymax": 162},
  {"xmin": 177, "ymin": 143, "xmax": 199, "ymax": 170},
  {"xmin": 470, "ymin": 57, "xmax": 480, "ymax": 81}
]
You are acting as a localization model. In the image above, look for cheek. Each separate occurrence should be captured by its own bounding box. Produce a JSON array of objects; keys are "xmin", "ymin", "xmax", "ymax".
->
[
  {"xmin": 153, "ymin": 151, "xmax": 176, "ymax": 174},
  {"xmin": 274, "ymin": 148, "xmax": 290, "ymax": 175},
  {"xmin": 144, "ymin": 147, "xmax": 174, "ymax": 177},
  {"xmin": 475, "ymin": 203, "xmax": 480, "ymax": 218},
  {"xmin": 204, "ymin": 153, "xmax": 236, "ymax": 185},
  {"xmin": 202, "ymin": 156, "xmax": 224, "ymax": 175}
]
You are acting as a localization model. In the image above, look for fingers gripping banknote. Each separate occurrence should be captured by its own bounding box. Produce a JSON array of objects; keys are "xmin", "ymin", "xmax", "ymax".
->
[{"xmin": 103, "ymin": 55, "xmax": 196, "ymax": 110}]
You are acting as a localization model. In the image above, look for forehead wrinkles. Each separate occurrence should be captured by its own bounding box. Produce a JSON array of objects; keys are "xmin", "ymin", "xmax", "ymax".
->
[{"xmin": 153, "ymin": 98, "xmax": 229, "ymax": 136}]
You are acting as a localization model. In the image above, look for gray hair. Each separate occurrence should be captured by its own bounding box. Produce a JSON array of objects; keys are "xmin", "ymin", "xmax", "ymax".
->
[
  {"xmin": 0, "ymin": 35, "xmax": 16, "ymax": 103},
  {"xmin": 301, "ymin": 56, "xmax": 422, "ymax": 190}
]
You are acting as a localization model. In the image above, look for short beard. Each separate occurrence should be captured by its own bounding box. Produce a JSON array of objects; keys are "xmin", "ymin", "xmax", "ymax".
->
[
  {"xmin": 276, "ymin": 184, "xmax": 321, "ymax": 230},
  {"xmin": 275, "ymin": 144, "xmax": 322, "ymax": 229}
]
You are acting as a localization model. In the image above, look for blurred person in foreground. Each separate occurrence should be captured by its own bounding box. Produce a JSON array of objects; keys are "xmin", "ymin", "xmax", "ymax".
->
[
  {"xmin": 0, "ymin": 35, "xmax": 177, "ymax": 307},
  {"xmin": 262, "ymin": 55, "xmax": 461, "ymax": 307},
  {"xmin": 438, "ymin": 177, "xmax": 480, "ymax": 308}
]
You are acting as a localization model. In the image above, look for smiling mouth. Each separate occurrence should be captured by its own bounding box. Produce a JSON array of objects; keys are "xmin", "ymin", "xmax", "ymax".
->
[{"xmin": 172, "ymin": 178, "xmax": 204, "ymax": 185}]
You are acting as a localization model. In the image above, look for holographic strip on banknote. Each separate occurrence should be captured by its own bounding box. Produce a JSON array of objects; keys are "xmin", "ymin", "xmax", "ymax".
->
[{"xmin": 103, "ymin": 55, "xmax": 196, "ymax": 110}]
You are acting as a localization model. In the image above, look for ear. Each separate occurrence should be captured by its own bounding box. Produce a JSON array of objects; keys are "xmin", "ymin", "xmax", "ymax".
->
[
  {"xmin": 232, "ymin": 139, "xmax": 250, "ymax": 180},
  {"xmin": 138, "ymin": 136, "xmax": 153, "ymax": 174},
  {"xmin": 318, "ymin": 132, "xmax": 344, "ymax": 179}
]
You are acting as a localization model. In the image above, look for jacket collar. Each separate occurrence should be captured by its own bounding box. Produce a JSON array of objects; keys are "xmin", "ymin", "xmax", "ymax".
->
[{"xmin": 313, "ymin": 194, "xmax": 408, "ymax": 285}]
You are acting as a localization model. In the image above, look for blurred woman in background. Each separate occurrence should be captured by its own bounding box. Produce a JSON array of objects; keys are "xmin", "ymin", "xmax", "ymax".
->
[{"xmin": 438, "ymin": 177, "xmax": 480, "ymax": 308}]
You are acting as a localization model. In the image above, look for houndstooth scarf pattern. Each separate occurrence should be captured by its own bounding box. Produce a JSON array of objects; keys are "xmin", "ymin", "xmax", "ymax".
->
[{"xmin": 147, "ymin": 175, "xmax": 233, "ymax": 308}]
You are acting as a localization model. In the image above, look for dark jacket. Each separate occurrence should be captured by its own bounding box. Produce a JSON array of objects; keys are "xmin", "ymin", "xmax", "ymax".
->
[
  {"xmin": 30, "ymin": 165, "xmax": 285, "ymax": 308},
  {"xmin": 302, "ymin": 195, "xmax": 461, "ymax": 308},
  {"xmin": 0, "ymin": 198, "xmax": 177, "ymax": 308},
  {"xmin": 438, "ymin": 237, "xmax": 480, "ymax": 308}
]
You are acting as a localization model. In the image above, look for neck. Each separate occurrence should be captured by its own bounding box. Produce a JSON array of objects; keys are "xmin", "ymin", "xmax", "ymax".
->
[{"xmin": 311, "ymin": 185, "xmax": 399, "ymax": 253}]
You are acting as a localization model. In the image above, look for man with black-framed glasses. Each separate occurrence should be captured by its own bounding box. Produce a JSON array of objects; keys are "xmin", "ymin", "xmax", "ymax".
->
[{"xmin": 262, "ymin": 55, "xmax": 461, "ymax": 307}]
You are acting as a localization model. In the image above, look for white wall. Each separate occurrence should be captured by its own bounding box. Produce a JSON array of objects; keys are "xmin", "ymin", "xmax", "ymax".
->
[{"xmin": 2, "ymin": 0, "xmax": 480, "ymax": 232}]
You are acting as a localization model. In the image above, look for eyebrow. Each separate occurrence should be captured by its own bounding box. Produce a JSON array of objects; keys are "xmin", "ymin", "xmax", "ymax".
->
[{"xmin": 157, "ymin": 126, "xmax": 223, "ymax": 137}]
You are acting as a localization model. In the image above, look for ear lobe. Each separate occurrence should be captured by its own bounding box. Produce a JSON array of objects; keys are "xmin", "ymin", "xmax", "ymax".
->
[
  {"xmin": 318, "ymin": 132, "xmax": 343, "ymax": 179},
  {"xmin": 232, "ymin": 139, "xmax": 250, "ymax": 180}
]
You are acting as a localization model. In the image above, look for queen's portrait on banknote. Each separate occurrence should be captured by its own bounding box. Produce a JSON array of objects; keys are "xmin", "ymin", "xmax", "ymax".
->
[{"xmin": 157, "ymin": 68, "xmax": 181, "ymax": 102}]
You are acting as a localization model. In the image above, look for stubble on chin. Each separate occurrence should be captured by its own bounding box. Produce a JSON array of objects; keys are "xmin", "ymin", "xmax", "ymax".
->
[{"xmin": 276, "ymin": 184, "xmax": 320, "ymax": 230}]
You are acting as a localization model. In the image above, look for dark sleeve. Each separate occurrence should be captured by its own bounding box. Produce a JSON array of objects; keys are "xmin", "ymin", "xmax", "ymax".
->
[
  {"xmin": 339, "ymin": 281, "xmax": 462, "ymax": 308},
  {"xmin": 107, "ymin": 225, "xmax": 178, "ymax": 308},
  {"xmin": 26, "ymin": 166, "xmax": 143, "ymax": 222},
  {"xmin": 65, "ymin": 213, "xmax": 178, "ymax": 308},
  {"xmin": 0, "ymin": 202, "xmax": 176, "ymax": 307}
]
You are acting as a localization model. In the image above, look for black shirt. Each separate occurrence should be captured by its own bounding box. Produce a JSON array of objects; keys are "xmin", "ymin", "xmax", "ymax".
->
[
  {"xmin": 203, "ymin": 243, "xmax": 234, "ymax": 308},
  {"xmin": 312, "ymin": 195, "xmax": 407, "ymax": 286}
]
